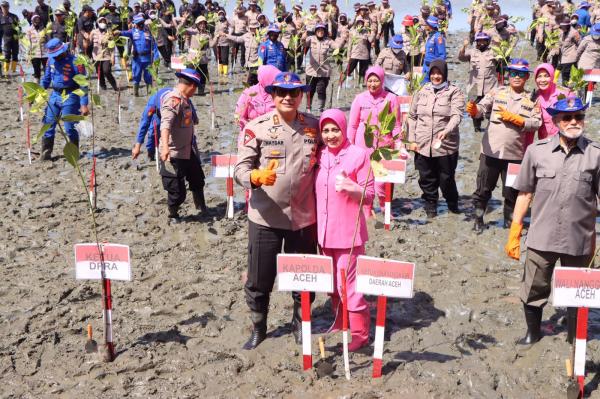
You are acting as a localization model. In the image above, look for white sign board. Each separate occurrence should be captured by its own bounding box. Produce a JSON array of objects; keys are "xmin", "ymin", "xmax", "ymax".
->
[
  {"xmin": 552, "ymin": 267, "xmax": 600, "ymax": 308},
  {"xmin": 384, "ymin": 73, "xmax": 408, "ymax": 96},
  {"xmin": 75, "ymin": 243, "xmax": 132, "ymax": 281},
  {"xmin": 583, "ymin": 69, "xmax": 600, "ymax": 83},
  {"xmin": 211, "ymin": 154, "xmax": 237, "ymax": 178},
  {"xmin": 170, "ymin": 56, "xmax": 186, "ymax": 70},
  {"xmin": 276, "ymin": 254, "xmax": 334, "ymax": 293},
  {"xmin": 374, "ymin": 159, "xmax": 407, "ymax": 184},
  {"xmin": 356, "ymin": 256, "xmax": 415, "ymax": 298},
  {"xmin": 505, "ymin": 163, "xmax": 521, "ymax": 188}
]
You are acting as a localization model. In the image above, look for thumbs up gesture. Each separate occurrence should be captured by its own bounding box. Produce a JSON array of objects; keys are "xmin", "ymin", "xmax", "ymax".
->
[{"xmin": 251, "ymin": 159, "xmax": 279, "ymax": 187}]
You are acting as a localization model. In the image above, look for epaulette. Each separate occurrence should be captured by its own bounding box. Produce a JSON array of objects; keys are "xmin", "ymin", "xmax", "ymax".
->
[
  {"xmin": 590, "ymin": 141, "xmax": 600, "ymax": 149},
  {"xmin": 535, "ymin": 138, "xmax": 551, "ymax": 145}
]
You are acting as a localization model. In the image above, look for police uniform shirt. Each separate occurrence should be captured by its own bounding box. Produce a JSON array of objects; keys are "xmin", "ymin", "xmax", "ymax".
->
[
  {"xmin": 160, "ymin": 89, "xmax": 197, "ymax": 159},
  {"xmin": 235, "ymin": 110, "xmax": 320, "ymax": 231},
  {"xmin": 514, "ymin": 134, "xmax": 600, "ymax": 256}
]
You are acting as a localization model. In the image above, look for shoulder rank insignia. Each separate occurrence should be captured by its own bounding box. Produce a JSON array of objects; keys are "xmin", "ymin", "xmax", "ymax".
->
[
  {"xmin": 303, "ymin": 127, "xmax": 317, "ymax": 138},
  {"xmin": 243, "ymin": 129, "xmax": 256, "ymax": 145}
]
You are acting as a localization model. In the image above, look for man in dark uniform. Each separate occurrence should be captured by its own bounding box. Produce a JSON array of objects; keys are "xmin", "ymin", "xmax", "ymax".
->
[
  {"xmin": 235, "ymin": 72, "xmax": 320, "ymax": 350},
  {"xmin": 35, "ymin": 0, "xmax": 53, "ymax": 27},
  {"xmin": 51, "ymin": 9, "xmax": 69, "ymax": 44},
  {"xmin": 505, "ymin": 96, "xmax": 600, "ymax": 345},
  {"xmin": 0, "ymin": 1, "xmax": 20, "ymax": 77},
  {"xmin": 159, "ymin": 68, "xmax": 207, "ymax": 223}
]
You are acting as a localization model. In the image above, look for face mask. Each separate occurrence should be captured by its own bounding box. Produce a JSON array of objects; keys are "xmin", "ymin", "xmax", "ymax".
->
[
  {"xmin": 150, "ymin": 14, "xmax": 157, "ymax": 20},
  {"xmin": 99, "ymin": 23, "xmax": 107, "ymax": 29},
  {"xmin": 571, "ymin": 21, "xmax": 578, "ymax": 27},
  {"xmin": 431, "ymin": 81, "xmax": 448, "ymax": 90},
  {"xmin": 392, "ymin": 47, "xmax": 402, "ymax": 54},
  {"xmin": 594, "ymin": 35, "xmax": 600, "ymax": 40},
  {"xmin": 219, "ymin": 16, "xmax": 225, "ymax": 21},
  {"xmin": 476, "ymin": 42, "xmax": 489, "ymax": 51}
]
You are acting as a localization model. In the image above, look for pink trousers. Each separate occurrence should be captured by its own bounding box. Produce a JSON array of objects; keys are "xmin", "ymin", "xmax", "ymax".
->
[{"xmin": 321, "ymin": 245, "xmax": 368, "ymax": 312}]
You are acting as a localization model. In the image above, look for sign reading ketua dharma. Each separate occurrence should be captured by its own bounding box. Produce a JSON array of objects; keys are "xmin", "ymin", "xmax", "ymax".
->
[{"xmin": 356, "ymin": 256, "xmax": 415, "ymax": 298}]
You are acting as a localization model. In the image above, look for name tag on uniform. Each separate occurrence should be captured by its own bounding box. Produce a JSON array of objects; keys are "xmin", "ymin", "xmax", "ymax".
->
[{"xmin": 505, "ymin": 163, "xmax": 521, "ymax": 188}]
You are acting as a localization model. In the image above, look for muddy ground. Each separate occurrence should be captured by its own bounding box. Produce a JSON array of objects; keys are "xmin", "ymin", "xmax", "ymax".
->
[{"xmin": 2, "ymin": 33, "xmax": 600, "ymax": 399}]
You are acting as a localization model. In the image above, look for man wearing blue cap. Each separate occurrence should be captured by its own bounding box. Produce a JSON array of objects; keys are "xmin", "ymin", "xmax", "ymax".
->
[
  {"xmin": 375, "ymin": 35, "xmax": 410, "ymax": 76},
  {"xmin": 576, "ymin": 22, "xmax": 600, "ymax": 71},
  {"xmin": 159, "ymin": 68, "xmax": 206, "ymax": 223},
  {"xmin": 117, "ymin": 13, "xmax": 159, "ymax": 96},
  {"xmin": 459, "ymin": 32, "xmax": 498, "ymax": 132},
  {"xmin": 40, "ymin": 38, "xmax": 89, "ymax": 161},
  {"xmin": 235, "ymin": 72, "xmax": 319, "ymax": 350},
  {"xmin": 466, "ymin": 58, "xmax": 541, "ymax": 232},
  {"xmin": 505, "ymin": 96, "xmax": 600, "ymax": 345},
  {"xmin": 575, "ymin": 1, "xmax": 592, "ymax": 29},
  {"xmin": 258, "ymin": 24, "xmax": 287, "ymax": 71},
  {"xmin": 422, "ymin": 15, "xmax": 446, "ymax": 83}
]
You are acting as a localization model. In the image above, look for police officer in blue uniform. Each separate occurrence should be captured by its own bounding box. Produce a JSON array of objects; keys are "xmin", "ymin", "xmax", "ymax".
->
[
  {"xmin": 258, "ymin": 24, "xmax": 287, "ymax": 72},
  {"xmin": 40, "ymin": 38, "xmax": 89, "ymax": 161},
  {"xmin": 132, "ymin": 87, "xmax": 172, "ymax": 162},
  {"xmin": 118, "ymin": 13, "xmax": 159, "ymax": 96},
  {"xmin": 422, "ymin": 15, "xmax": 446, "ymax": 83}
]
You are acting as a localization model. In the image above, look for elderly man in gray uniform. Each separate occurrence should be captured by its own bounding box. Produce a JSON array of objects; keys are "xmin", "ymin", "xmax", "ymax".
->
[
  {"xmin": 235, "ymin": 72, "xmax": 320, "ymax": 350},
  {"xmin": 505, "ymin": 96, "xmax": 600, "ymax": 346}
]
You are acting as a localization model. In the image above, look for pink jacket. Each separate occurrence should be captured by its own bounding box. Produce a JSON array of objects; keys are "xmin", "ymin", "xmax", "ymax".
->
[
  {"xmin": 527, "ymin": 63, "xmax": 571, "ymax": 147},
  {"xmin": 235, "ymin": 65, "xmax": 280, "ymax": 146},
  {"xmin": 316, "ymin": 109, "xmax": 374, "ymax": 249},
  {"xmin": 347, "ymin": 66, "xmax": 401, "ymax": 152}
]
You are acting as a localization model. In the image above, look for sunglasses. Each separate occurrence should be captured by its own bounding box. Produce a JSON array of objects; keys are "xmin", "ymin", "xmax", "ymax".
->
[
  {"xmin": 561, "ymin": 113, "xmax": 585, "ymax": 122},
  {"xmin": 509, "ymin": 70, "xmax": 528, "ymax": 78},
  {"xmin": 273, "ymin": 87, "xmax": 302, "ymax": 98}
]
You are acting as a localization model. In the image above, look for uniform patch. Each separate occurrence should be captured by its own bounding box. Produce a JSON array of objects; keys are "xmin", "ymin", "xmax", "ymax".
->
[
  {"xmin": 438, "ymin": 36, "xmax": 443, "ymax": 44},
  {"xmin": 303, "ymin": 128, "xmax": 317, "ymax": 138},
  {"xmin": 273, "ymin": 114, "xmax": 280, "ymax": 125},
  {"xmin": 270, "ymin": 150, "xmax": 282, "ymax": 156},
  {"xmin": 243, "ymin": 129, "xmax": 256, "ymax": 145},
  {"xmin": 168, "ymin": 97, "xmax": 181, "ymax": 108}
]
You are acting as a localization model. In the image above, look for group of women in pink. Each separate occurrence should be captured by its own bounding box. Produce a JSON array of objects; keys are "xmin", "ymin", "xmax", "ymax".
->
[{"xmin": 234, "ymin": 60, "xmax": 569, "ymax": 351}]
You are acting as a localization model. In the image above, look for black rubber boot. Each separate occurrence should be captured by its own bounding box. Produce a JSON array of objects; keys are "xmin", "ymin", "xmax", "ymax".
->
[
  {"xmin": 193, "ymin": 190, "xmax": 208, "ymax": 214},
  {"xmin": 133, "ymin": 84, "xmax": 140, "ymax": 97},
  {"xmin": 41, "ymin": 136, "xmax": 54, "ymax": 161},
  {"xmin": 447, "ymin": 201, "xmax": 460, "ymax": 214},
  {"xmin": 242, "ymin": 311, "xmax": 267, "ymax": 350},
  {"xmin": 503, "ymin": 205, "xmax": 514, "ymax": 229},
  {"xmin": 168, "ymin": 205, "xmax": 181, "ymax": 224},
  {"xmin": 473, "ymin": 117, "xmax": 483, "ymax": 133},
  {"xmin": 148, "ymin": 150, "xmax": 155, "ymax": 162},
  {"xmin": 566, "ymin": 307, "xmax": 578, "ymax": 344},
  {"xmin": 424, "ymin": 201, "xmax": 437, "ymax": 218},
  {"xmin": 517, "ymin": 303, "xmax": 543, "ymax": 345},
  {"xmin": 291, "ymin": 301, "xmax": 303, "ymax": 345},
  {"xmin": 198, "ymin": 85, "xmax": 206, "ymax": 96},
  {"xmin": 473, "ymin": 207, "xmax": 485, "ymax": 234}
]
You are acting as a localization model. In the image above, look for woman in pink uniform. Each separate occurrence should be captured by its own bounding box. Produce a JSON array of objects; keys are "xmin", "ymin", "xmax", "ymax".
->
[
  {"xmin": 316, "ymin": 109, "xmax": 374, "ymax": 351},
  {"xmin": 528, "ymin": 63, "xmax": 571, "ymax": 148},
  {"xmin": 347, "ymin": 65, "xmax": 401, "ymax": 210},
  {"xmin": 234, "ymin": 65, "xmax": 280, "ymax": 146}
]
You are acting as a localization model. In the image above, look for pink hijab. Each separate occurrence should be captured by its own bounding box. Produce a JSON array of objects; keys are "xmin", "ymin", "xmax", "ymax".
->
[
  {"xmin": 364, "ymin": 65, "xmax": 385, "ymax": 97},
  {"xmin": 256, "ymin": 65, "xmax": 281, "ymax": 102},
  {"xmin": 531, "ymin": 63, "xmax": 571, "ymax": 144}
]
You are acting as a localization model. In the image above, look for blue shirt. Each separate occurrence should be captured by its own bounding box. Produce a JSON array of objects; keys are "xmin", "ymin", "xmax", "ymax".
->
[
  {"xmin": 136, "ymin": 87, "xmax": 171, "ymax": 144},
  {"xmin": 120, "ymin": 27, "xmax": 159, "ymax": 62},
  {"xmin": 424, "ymin": 31, "xmax": 446, "ymax": 63},
  {"xmin": 576, "ymin": 9, "xmax": 591, "ymax": 28},
  {"xmin": 258, "ymin": 39, "xmax": 287, "ymax": 71},
  {"xmin": 42, "ymin": 54, "xmax": 89, "ymax": 106}
]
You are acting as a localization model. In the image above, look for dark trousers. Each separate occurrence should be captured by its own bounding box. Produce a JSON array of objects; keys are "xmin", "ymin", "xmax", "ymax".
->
[
  {"xmin": 232, "ymin": 35, "xmax": 245, "ymax": 67},
  {"xmin": 3, "ymin": 39, "xmax": 18, "ymax": 61},
  {"xmin": 414, "ymin": 152, "xmax": 459, "ymax": 204},
  {"xmin": 160, "ymin": 153, "xmax": 206, "ymax": 208},
  {"xmin": 32, "ymin": 57, "xmax": 48, "ymax": 80},
  {"xmin": 560, "ymin": 62, "xmax": 575, "ymax": 85},
  {"xmin": 194, "ymin": 64, "xmax": 208, "ymax": 93},
  {"xmin": 472, "ymin": 153, "xmax": 520, "ymax": 219},
  {"xmin": 97, "ymin": 60, "xmax": 117, "ymax": 90},
  {"xmin": 347, "ymin": 58, "xmax": 369, "ymax": 79},
  {"xmin": 246, "ymin": 221, "xmax": 317, "ymax": 313},
  {"xmin": 472, "ymin": 95, "xmax": 484, "ymax": 131},
  {"xmin": 381, "ymin": 22, "xmax": 394, "ymax": 45},
  {"xmin": 409, "ymin": 54, "xmax": 423, "ymax": 69},
  {"xmin": 158, "ymin": 44, "xmax": 172, "ymax": 67},
  {"xmin": 306, "ymin": 76, "xmax": 329, "ymax": 109},
  {"xmin": 246, "ymin": 67, "xmax": 258, "ymax": 86},
  {"xmin": 520, "ymin": 248, "xmax": 592, "ymax": 307},
  {"xmin": 217, "ymin": 46, "xmax": 229, "ymax": 65}
]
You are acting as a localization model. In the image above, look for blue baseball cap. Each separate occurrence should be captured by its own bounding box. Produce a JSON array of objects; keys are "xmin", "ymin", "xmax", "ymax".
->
[
  {"xmin": 579, "ymin": 1, "xmax": 591, "ymax": 8},
  {"xmin": 315, "ymin": 22, "xmax": 327, "ymax": 31},
  {"xmin": 591, "ymin": 23, "xmax": 600, "ymax": 35},
  {"xmin": 175, "ymin": 68, "xmax": 203, "ymax": 86},
  {"xmin": 265, "ymin": 72, "xmax": 309, "ymax": 93},
  {"xmin": 46, "ymin": 38, "xmax": 68, "ymax": 58},
  {"xmin": 426, "ymin": 15, "xmax": 439, "ymax": 28},
  {"xmin": 547, "ymin": 96, "xmax": 588, "ymax": 116},
  {"xmin": 389, "ymin": 34, "xmax": 403, "ymax": 49},
  {"xmin": 267, "ymin": 23, "xmax": 280, "ymax": 33},
  {"xmin": 506, "ymin": 58, "xmax": 531, "ymax": 72},
  {"xmin": 133, "ymin": 13, "xmax": 145, "ymax": 24},
  {"xmin": 474, "ymin": 32, "xmax": 491, "ymax": 41}
]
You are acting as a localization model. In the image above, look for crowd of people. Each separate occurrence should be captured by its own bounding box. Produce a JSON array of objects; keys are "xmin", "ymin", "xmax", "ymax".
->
[{"xmin": 5, "ymin": 0, "xmax": 600, "ymax": 366}]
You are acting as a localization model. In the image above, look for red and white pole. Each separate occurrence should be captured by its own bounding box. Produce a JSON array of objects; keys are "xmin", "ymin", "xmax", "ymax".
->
[
  {"xmin": 384, "ymin": 183, "xmax": 392, "ymax": 230},
  {"xmin": 372, "ymin": 295, "xmax": 387, "ymax": 378},
  {"xmin": 341, "ymin": 268, "xmax": 351, "ymax": 380},
  {"xmin": 301, "ymin": 291, "xmax": 312, "ymax": 370},
  {"xmin": 117, "ymin": 90, "xmax": 122, "ymax": 124},
  {"xmin": 26, "ymin": 110, "xmax": 31, "ymax": 164},
  {"xmin": 586, "ymin": 82, "xmax": 594, "ymax": 106},
  {"xmin": 102, "ymin": 277, "xmax": 115, "ymax": 361},
  {"xmin": 18, "ymin": 85, "xmax": 23, "ymax": 122},
  {"xmin": 574, "ymin": 307, "xmax": 589, "ymax": 397},
  {"xmin": 226, "ymin": 176, "xmax": 234, "ymax": 219},
  {"xmin": 97, "ymin": 63, "xmax": 101, "ymax": 93}
]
